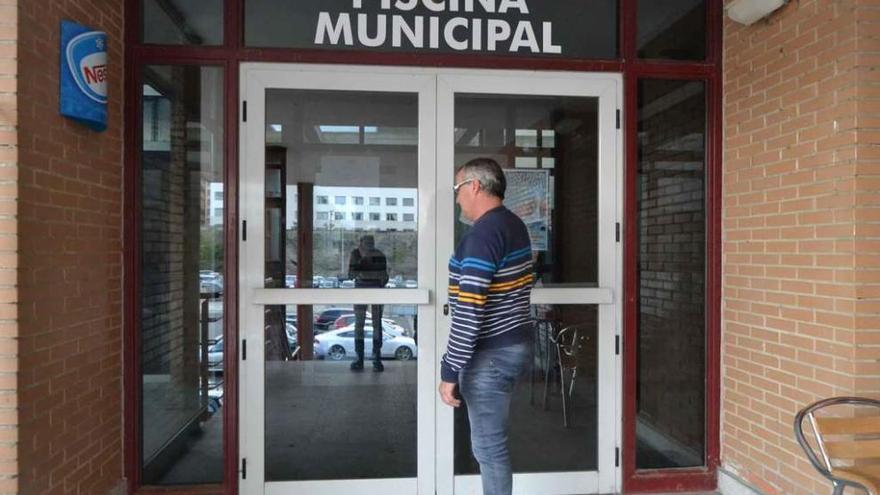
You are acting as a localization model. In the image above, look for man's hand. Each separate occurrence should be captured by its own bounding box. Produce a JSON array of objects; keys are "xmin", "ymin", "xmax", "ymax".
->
[{"xmin": 438, "ymin": 381, "xmax": 461, "ymax": 407}]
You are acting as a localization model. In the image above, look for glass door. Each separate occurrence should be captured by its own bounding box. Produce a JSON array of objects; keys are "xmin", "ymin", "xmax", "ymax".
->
[
  {"xmin": 239, "ymin": 64, "xmax": 437, "ymax": 495},
  {"xmin": 436, "ymin": 72, "xmax": 622, "ymax": 495}
]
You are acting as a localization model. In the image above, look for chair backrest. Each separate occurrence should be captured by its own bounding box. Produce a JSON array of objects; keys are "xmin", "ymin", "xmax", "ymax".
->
[
  {"xmin": 553, "ymin": 324, "xmax": 593, "ymax": 370},
  {"xmin": 794, "ymin": 397, "xmax": 880, "ymax": 492}
]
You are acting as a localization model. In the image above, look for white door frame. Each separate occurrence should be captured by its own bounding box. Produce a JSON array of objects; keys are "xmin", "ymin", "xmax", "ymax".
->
[
  {"xmin": 435, "ymin": 71, "xmax": 622, "ymax": 495},
  {"xmin": 239, "ymin": 63, "xmax": 623, "ymax": 495},
  {"xmin": 239, "ymin": 63, "xmax": 438, "ymax": 495}
]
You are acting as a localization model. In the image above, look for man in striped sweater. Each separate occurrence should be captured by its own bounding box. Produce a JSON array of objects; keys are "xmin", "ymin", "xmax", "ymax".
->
[{"xmin": 439, "ymin": 158, "xmax": 534, "ymax": 495}]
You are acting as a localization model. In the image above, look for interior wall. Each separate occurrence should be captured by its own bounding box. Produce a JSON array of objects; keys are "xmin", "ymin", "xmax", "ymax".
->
[{"xmin": 18, "ymin": 1, "xmax": 124, "ymax": 493}]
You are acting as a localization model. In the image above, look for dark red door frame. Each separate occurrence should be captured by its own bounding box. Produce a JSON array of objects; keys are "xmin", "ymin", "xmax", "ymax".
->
[{"xmin": 122, "ymin": 1, "xmax": 723, "ymax": 494}]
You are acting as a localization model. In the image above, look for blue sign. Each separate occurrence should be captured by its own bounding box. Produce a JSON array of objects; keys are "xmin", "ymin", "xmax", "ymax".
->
[{"xmin": 59, "ymin": 20, "xmax": 107, "ymax": 131}]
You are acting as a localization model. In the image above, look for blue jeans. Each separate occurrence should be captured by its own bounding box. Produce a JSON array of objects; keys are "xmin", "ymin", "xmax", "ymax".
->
[{"xmin": 459, "ymin": 341, "xmax": 531, "ymax": 495}]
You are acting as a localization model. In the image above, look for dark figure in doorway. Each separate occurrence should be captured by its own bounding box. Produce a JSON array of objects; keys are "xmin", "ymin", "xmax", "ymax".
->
[{"xmin": 348, "ymin": 235, "xmax": 389, "ymax": 371}]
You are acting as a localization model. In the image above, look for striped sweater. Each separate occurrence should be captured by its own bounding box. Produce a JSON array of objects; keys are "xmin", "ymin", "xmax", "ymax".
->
[{"xmin": 440, "ymin": 206, "xmax": 534, "ymax": 383}]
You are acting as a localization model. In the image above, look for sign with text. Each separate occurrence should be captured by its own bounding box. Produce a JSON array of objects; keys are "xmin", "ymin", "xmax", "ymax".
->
[
  {"xmin": 246, "ymin": 0, "xmax": 618, "ymax": 59},
  {"xmin": 60, "ymin": 20, "xmax": 107, "ymax": 131}
]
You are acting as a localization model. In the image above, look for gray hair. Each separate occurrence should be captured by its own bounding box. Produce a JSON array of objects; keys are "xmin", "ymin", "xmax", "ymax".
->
[{"xmin": 456, "ymin": 157, "xmax": 506, "ymax": 199}]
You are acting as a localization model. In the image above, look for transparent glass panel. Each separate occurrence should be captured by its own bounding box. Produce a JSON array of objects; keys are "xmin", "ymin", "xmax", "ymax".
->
[
  {"xmin": 453, "ymin": 94, "xmax": 599, "ymax": 287},
  {"xmin": 140, "ymin": 65, "xmax": 225, "ymax": 484},
  {"xmin": 636, "ymin": 79, "xmax": 706, "ymax": 469},
  {"xmin": 455, "ymin": 305, "xmax": 598, "ymax": 474},
  {"xmin": 244, "ymin": 0, "xmax": 618, "ymax": 59},
  {"xmin": 142, "ymin": 0, "xmax": 224, "ymax": 45},
  {"xmin": 264, "ymin": 90, "xmax": 418, "ymax": 290},
  {"xmin": 264, "ymin": 304, "xmax": 419, "ymax": 480},
  {"xmin": 637, "ymin": 0, "xmax": 706, "ymax": 60}
]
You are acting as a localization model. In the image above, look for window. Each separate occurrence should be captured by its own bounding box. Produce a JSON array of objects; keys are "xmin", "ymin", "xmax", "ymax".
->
[
  {"xmin": 316, "ymin": 212, "xmax": 329, "ymax": 220},
  {"xmin": 386, "ymin": 213, "xmax": 397, "ymax": 221},
  {"xmin": 386, "ymin": 198, "xmax": 397, "ymax": 206},
  {"xmin": 143, "ymin": 0, "xmax": 224, "ymax": 45},
  {"xmin": 402, "ymin": 198, "xmax": 414, "ymax": 207},
  {"xmin": 354, "ymin": 196, "xmax": 364, "ymax": 205},
  {"xmin": 335, "ymin": 196, "xmax": 346, "ymax": 205},
  {"xmin": 317, "ymin": 195, "xmax": 328, "ymax": 205},
  {"xmin": 353, "ymin": 212, "xmax": 364, "ymax": 221},
  {"xmin": 403, "ymin": 213, "xmax": 415, "ymax": 222},
  {"xmin": 334, "ymin": 212, "xmax": 344, "ymax": 220},
  {"xmin": 369, "ymin": 197, "xmax": 380, "ymax": 206},
  {"xmin": 139, "ymin": 65, "xmax": 224, "ymax": 485},
  {"xmin": 369, "ymin": 213, "xmax": 381, "ymax": 221}
]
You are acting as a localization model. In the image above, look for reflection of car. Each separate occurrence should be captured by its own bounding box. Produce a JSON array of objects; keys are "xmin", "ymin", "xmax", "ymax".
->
[
  {"xmin": 340, "ymin": 279, "xmax": 355, "ymax": 288},
  {"xmin": 313, "ymin": 326, "xmax": 417, "ymax": 361},
  {"xmin": 315, "ymin": 308, "xmax": 350, "ymax": 331},
  {"xmin": 200, "ymin": 279, "xmax": 223, "ymax": 296},
  {"xmin": 285, "ymin": 275, "xmax": 297, "ymax": 288},
  {"xmin": 332, "ymin": 314, "xmax": 405, "ymax": 336},
  {"xmin": 319, "ymin": 276, "xmax": 339, "ymax": 288},
  {"xmin": 404, "ymin": 279, "xmax": 417, "ymax": 288},
  {"xmin": 207, "ymin": 337, "xmax": 224, "ymax": 373}
]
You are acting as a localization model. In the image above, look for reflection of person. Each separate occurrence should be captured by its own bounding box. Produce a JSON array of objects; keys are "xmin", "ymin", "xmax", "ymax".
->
[
  {"xmin": 439, "ymin": 158, "xmax": 534, "ymax": 495},
  {"xmin": 348, "ymin": 235, "xmax": 389, "ymax": 371}
]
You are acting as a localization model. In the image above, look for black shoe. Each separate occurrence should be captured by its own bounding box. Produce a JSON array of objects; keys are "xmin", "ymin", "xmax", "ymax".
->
[
  {"xmin": 372, "ymin": 360, "xmax": 384, "ymax": 372},
  {"xmin": 350, "ymin": 360, "xmax": 364, "ymax": 371}
]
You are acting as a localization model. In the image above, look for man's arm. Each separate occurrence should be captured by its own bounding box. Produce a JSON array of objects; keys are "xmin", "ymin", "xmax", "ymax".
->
[{"xmin": 440, "ymin": 232, "xmax": 499, "ymax": 383}]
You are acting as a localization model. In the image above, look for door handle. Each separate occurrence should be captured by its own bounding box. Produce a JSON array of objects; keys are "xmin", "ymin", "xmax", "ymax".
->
[{"xmin": 443, "ymin": 304, "xmax": 449, "ymax": 316}]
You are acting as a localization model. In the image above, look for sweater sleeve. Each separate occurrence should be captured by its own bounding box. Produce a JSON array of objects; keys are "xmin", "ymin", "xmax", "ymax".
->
[{"xmin": 440, "ymin": 231, "xmax": 501, "ymax": 383}]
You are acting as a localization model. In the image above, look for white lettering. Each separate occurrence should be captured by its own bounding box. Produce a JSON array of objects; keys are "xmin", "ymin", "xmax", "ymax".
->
[
  {"xmin": 444, "ymin": 17, "xmax": 468, "ymax": 50},
  {"xmin": 315, "ymin": 12, "xmax": 353, "ymax": 45},
  {"xmin": 542, "ymin": 21, "xmax": 561, "ymax": 54},
  {"xmin": 509, "ymin": 21, "xmax": 538, "ymax": 52},
  {"xmin": 486, "ymin": 19, "xmax": 510, "ymax": 51},
  {"xmin": 357, "ymin": 13, "xmax": 387, "ymax": 47},
  {"xmin": 395, "ymin": 0, "xmax": 418, "ymax": 11},
  {"xmin": 498, "ymin": 0, "xmax": 528, "ymax": 14},
  {"xmin": 472, "ymin": 18, "xmax": 482, "ymax": 50},
  {"xmin": 392, "ymin": 15, "xmax": 424, "ymax": 48},
  {"xmin": 424, "ymin": 0, "xmax": 446, "ymax": 12},
  {"xmin": 429, "ymin": 16, "xmax": 440, "ymax": 48},
  {"xmin": 464, "ymin": 0, "xmax": 494, "ymax": 13},
  {"xmin": 449, "ymin": 0, "xmax": 460, "ymax": 11}
]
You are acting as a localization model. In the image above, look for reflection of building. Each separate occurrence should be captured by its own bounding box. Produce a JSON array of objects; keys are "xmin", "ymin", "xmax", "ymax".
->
[{"xmin": 207, "ymin": 183, "xmax": 417, "ymax": 231}]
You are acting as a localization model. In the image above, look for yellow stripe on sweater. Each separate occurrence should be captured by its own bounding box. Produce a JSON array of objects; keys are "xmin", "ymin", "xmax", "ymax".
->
[{"xmin": 488, "ymin": 274, "xmax": 534, "ymax": 292}]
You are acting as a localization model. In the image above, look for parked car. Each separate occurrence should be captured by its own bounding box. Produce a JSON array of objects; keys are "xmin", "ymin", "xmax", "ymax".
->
[
  {"xmin": 319, "ymin": 276, "xmax": 339, "ymax": 288},
  {"xmin": 314, "ymin": 308, "xmax": 351, "ymax": 331},
  {"xmin": 313, "ymin": 326, "xmax": 417, "ymax": 361},
  {"xmin": 404, "ymin": 279, "xmax": 418, "ymax": 288},
  {"xmin": 200, "ymin": 279, "xmax": 223, "ymax": 296},
  {"xmin": 284, "ymin": 275, "xmax": 297, "ymax": 288},
  {"xmin": 340, "ymin": 279, "xmax": 356, "ymax": 288},
  {"xmin": 332, "ymin": 313, "xmax": 405, "ymax": 336}
]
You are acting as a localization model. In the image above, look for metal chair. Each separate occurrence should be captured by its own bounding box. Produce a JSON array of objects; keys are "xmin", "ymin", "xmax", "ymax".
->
[
  {"xmin": 548, "ymin": 323, "xmax": 593, "ymax": 428},
  {"xmin": 794, "ymin": 396, "xmax": 880, "ymax": 495}
]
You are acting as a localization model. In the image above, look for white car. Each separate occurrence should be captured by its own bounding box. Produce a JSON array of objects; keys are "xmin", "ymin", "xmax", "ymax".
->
[{"xmin": 314, "ymin": 326, "xmax": 417, "ymax": 361}]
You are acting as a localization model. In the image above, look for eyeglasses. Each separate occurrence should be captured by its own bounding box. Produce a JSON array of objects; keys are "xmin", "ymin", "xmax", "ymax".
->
[{"xmin": 453, "ymin": 178, "xmax": 476, "ymax": 193}]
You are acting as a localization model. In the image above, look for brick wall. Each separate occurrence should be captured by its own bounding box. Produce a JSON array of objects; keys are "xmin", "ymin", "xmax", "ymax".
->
[
  {"xmin": 722, "ymin": 1, "xmax": 878, "ymax": 493},
  {"xmin": 0, "ymin": 1, "xmax": 15, "ymax": 494},
  {"xmin": 18, "ymin": 0, "xmax": 124, "ymax": 494}
]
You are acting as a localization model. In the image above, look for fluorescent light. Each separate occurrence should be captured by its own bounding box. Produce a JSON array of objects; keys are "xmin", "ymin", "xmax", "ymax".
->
[{"xmin": 727, "ymin": 0, "xmax": 786, "ymax": 26}]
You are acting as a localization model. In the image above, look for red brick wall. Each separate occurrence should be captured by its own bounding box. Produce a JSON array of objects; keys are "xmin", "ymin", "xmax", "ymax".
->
[
  {"xmin": 18, "ymin": 1, "xmax": 124, "ymax": 494},
  {"xmin": 0, "ymin": 1, "xmax": 15, "ymax": 494},
  {"xmin": 722, "ymin": 1, "xmax": 877, "ymax": 493}
]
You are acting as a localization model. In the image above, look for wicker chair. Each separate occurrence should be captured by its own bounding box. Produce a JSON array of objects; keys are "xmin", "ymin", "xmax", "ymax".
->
[{"xmin": 794, "ymin": 396, "xmax": 880, "ymax": 495}]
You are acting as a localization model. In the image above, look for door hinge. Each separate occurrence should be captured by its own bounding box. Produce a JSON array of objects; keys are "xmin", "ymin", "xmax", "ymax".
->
[
  {"xmin": 443, "ymin": 304, "xmax": 449, "ymax": 316},
  {"xmin": 615, "ymin": 335, "xmax": 620, "ymax": 355},
  {"xmin": 242, "ymin": 220, "xmax": 247, "ymax": 241},
  {"xmin": 242, "ymin": 100, "xmax": 247, "ymax": 122},
  {"xmin": 241, "ymin": 457, "xmax": 247, "ymax": 479},
  {"xmin": 242, "ymin": 339, "xmax": 247, "ymax": 361},
  {"xmin": 616, "ymin": 109, "xmax": 620, "ymax": 129},
  {"xmin": 615, "ymin": 447, "xmax": 620, "ymax": 467},
  {"xmin": 615, "ymin": 222, "xmax": 620, "ymax": 242}
]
